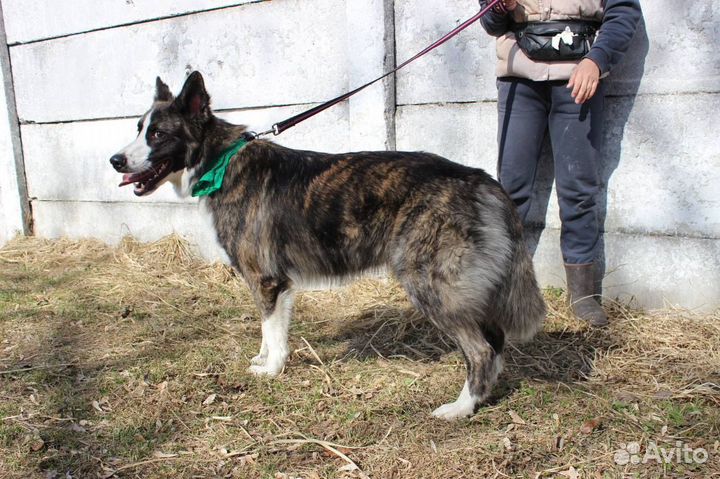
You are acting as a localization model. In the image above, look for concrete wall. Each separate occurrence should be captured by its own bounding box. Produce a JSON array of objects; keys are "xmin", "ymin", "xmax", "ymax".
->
[{"xmin": 0, "ymin": 0, "xmax": 718, "ymax": 310}]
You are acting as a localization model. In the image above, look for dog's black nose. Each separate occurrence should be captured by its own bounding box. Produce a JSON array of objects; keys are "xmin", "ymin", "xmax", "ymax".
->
[{"xmin": 110, "ymin": 154, "xmax": 127, "ymax": 170}]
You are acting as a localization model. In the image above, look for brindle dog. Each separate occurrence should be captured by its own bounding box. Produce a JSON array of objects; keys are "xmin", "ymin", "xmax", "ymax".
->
[{"xmin": 109, "ymin": 72, "xmax": 545, "ymax": 420}]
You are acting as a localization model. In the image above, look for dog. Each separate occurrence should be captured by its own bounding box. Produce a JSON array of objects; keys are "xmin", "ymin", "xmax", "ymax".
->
[{"xmin": 109, "ymin": 72, "xmax": 546, "ymax": 420}]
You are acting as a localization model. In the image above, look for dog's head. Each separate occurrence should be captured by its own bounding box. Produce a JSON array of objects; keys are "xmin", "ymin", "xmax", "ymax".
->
[{"xmin": 109, "ymin": 72, "xmax": 212, "ymax": 196}]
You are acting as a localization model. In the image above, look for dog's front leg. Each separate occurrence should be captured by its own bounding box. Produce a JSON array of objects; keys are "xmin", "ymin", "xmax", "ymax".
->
[
  {"xmin": 248, "ymin": 277, "xmax": 294, "ymax": 377},
  {"xmin": 250, "ymin": 335, "xmax": 268, "ymax": 366}
]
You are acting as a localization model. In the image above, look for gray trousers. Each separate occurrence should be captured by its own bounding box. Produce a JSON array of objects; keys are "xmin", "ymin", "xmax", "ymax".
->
[{"xmin": 496, "ymin": 77, "xmax": 605, "ymax": 265}]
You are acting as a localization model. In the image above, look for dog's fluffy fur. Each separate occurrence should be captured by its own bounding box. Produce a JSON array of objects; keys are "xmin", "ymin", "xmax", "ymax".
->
[{"xmin": 110, "ymin": 72, "xmax": 546, "ymax": 420}]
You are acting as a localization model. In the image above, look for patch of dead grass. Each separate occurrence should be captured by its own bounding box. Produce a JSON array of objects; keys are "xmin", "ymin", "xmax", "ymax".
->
[{"xmin": 0, "ymin": 235, "xmax": 718, "ymax": 478}]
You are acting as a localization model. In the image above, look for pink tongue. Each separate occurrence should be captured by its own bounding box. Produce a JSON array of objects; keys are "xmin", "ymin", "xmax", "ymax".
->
[{"xmin": 118, "ymin": 174, "xmax": 134, "ymax": 187}]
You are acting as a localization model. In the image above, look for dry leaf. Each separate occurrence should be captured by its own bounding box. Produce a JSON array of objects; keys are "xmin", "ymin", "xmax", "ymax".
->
[
  {"xmin": 131, "ymin": 381, "xmax": 147, "ymax": 397},
  {"xmin": 614, "ymin": 390, "xmax": 639, "ymax": 403},
  {"xmin": 580, "ymin": 417, "xmax": 602, "ymax": 434},
  {"xmin": 30, "ymin": 437, "xmax": 45, "ymax": 452},
  {"xmin": 654, "ymin": 390, "xmax": 673, "ymax": 400},
  {"xmin": 508, "ymin": 410, "xmax": 526, "ymax": 425},
  {"xmin": 203, "ymin": 393, "xmax": 217, "ymax": 406},
  {"xmin": 558, "ymin": 466, "xmax": 580, "ymax": 479},
  {"xmin": 70, "ymin": 423, "xmax": 86, "ymax": 433},
  {"xmin": 502, "ymin": 437, "xmax": 512, "ymax": 451},
  {"xmin": 338, "ymin": 463, "xmax": 358, "ymax": 473},
  {"xmin": 552, "ymin": 413, "xmax": 560, "ymax": 427}
]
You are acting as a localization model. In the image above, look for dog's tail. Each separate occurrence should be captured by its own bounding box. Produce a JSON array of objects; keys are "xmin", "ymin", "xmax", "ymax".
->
[
  {"xmin": 497, "ymin": 230, "xmax": 546, "ymax": 343},
  {"xmin": 466, "ymin": 184, "xmax": 546, "ymax": 343}
]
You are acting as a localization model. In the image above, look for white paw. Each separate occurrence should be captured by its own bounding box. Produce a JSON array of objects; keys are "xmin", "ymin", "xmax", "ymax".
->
[
  {"xmin": 248, "ymin": 359, "xmax": 284, "ymax": 376},
  {"xmin": 248, "ymin": 364, "xmax": 278, "ymax": 376},
  {"xmin": 432, "ymin": 401, "xmax": 475, "ymax": 421},
  {"xmin": 250, "ymin": 354, "xmax": 267, "ymax": 366}
]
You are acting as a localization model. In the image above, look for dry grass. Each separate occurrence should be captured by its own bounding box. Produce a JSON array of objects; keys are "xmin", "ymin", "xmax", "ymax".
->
[{"xmin": 0, "ymin": 235, "xmax": 718, "ymax": 479}]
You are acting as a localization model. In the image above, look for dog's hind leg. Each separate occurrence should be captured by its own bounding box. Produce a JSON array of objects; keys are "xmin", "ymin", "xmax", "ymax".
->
[
  {"xmin": 247, "ymin": 276, "xmax": 295, "ymax": 377},
  {"xmin": 398, "ymin": 274, "xmax": 505, "ymax": 420},
  {"xmin": 431, "ymin": 322, "xmax": 504, "ymax": 420}
]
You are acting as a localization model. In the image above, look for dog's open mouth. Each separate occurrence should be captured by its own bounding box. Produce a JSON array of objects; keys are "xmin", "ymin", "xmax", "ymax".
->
[{"xmin": 118, "ymin": 160, "xmax": 172, "ymax": 196}]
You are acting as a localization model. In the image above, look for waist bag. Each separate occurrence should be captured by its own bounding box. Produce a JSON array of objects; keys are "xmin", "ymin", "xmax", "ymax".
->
[{"xmin": 512, "ymin": 21, "xmax": 600, "ymax": 62}]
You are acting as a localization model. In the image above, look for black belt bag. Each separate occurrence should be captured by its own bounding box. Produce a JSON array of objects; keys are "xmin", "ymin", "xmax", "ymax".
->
[{"xmin": 512, "ymin": 21, "xmax": 600, "ymax": 62}]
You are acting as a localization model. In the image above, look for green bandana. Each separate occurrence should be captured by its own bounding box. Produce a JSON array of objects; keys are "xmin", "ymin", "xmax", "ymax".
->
[{"xmin": 191, "ymin": 139, "xmax": 249, "ymax": 198}]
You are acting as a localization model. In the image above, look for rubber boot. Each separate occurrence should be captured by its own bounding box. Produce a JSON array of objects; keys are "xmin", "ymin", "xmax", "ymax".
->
[{"xmin": 564, "ymin": 263, "xmax": 608, "ymax": 327}]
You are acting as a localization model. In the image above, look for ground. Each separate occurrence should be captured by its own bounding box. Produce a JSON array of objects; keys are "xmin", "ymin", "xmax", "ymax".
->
[{"xmin": 0, "ymin": 236, "xmax": 718, "ymax": 479}]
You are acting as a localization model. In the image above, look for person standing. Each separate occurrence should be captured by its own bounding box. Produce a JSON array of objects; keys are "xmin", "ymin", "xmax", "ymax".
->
[{"xmin": 478, "ymin": 0, "xmax": 641, "ymax": 327}]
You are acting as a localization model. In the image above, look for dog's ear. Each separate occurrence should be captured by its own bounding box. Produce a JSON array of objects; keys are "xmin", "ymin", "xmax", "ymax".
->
[
  {"xmin": 155, "ymin": 77, "xmax": 173, "ymax": 102},
  {"xmin": 175, "ymin": 71, "xmax": 210, "ymax": 119}
]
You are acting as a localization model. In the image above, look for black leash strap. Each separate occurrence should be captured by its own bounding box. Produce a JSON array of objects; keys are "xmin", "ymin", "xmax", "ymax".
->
[{"xmin": 261, "ymin": 0, "xmax": 503, "ymax": 137}]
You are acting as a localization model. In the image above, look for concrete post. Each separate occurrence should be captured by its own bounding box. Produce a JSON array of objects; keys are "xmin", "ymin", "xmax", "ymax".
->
[
  {"xmin": 0, "ymin": 1, "xmax": 30, "ymax": 245},
  {"xmin": 346, "ymin": 0, "xmax": 396, "ymax": 151}
]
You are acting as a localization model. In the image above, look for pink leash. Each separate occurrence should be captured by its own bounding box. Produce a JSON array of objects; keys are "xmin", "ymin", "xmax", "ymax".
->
[{"xmin": 257, "ymin": 0, "xmax": 504, "ymax": 137}]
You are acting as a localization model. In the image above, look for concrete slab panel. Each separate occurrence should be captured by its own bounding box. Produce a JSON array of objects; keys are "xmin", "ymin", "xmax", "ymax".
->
[
  {"xmin": 396, "ymin": 102, "xmax": 498, "ymax": 172},
  {"xmin": 22, "ymin": 103, "xmax": 350, "ymax": 203},
  {"xmin": 601, "ymin": 93, "xmax": 720, "ymax": 239},
  {"xmin": 394, "ymin": 0, "xmax": 497, "ymax": 105},
  {"xmin": 610, "ymin": 0, "xmax": 720, "ymax": 97},
  {"xmin": 533, "ymin": 228, "xmax": 720, "ymax": 312},
  {"xmin": 2, "ymin": 0, "xmax": 258, "ymax": 44},
  {"xmin": 2, "ymin": 1, "xmax": 259, "ymax": 45},
  {"xmin": 10, "ymin": 0, "xmax": 349, "ymax": 123},
  {"xmin": 32, "ymin": 200, "xmax": 228, "ymax": 262}
]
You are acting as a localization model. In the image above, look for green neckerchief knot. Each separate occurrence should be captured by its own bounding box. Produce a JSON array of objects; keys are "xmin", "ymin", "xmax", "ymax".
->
[{"xmin": 191, "ymin": 138, "xmax": 249, "ymax": 198}]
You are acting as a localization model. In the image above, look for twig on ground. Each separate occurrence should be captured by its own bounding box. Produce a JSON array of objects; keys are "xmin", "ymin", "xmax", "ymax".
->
[
  {"xmin": 270, "ymin": 437, "xmax": 370, "ymax": 479},
  {"xmin": 300, "ymin": 337, "xmax": 325, "ymax": 368},
  {"xmin": 0, "ymin": 363, "xmax": 75, "ymax": 375}
]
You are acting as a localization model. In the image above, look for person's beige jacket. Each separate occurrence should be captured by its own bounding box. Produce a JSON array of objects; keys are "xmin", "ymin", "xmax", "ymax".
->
[{"xmin": 495, "ymin": 0, "xmax": 604, "ymax": 80}]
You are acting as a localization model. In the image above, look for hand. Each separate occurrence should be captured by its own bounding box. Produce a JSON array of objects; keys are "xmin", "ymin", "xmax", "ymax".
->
[
  {"xmin": 502, "ymin": 0, "xmax": 517, "ymax": 11},
  {"xmin": 489, "ymin": 0, "xmax": 516, "ymax": 13},
  {"xmin": 567, "ymin": 58, "xmax": 601, "ymax": 104}
]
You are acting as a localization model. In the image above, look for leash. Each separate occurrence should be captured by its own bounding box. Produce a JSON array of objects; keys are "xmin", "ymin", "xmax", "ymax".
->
[{"xmin": 255, "ymin": 0, "xmax": 504, "ymax": 138}]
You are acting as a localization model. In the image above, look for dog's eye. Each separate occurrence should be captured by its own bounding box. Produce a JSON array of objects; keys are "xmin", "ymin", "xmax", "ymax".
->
[{"xmin": 150, "ymin": 130, "xmax": 166, "ymax": 141}]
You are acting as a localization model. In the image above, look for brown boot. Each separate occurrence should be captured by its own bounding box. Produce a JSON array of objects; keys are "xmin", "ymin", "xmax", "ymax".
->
[{"xmin": 564, "ymin": 263, "xmax": 608, "ymax": 327}]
